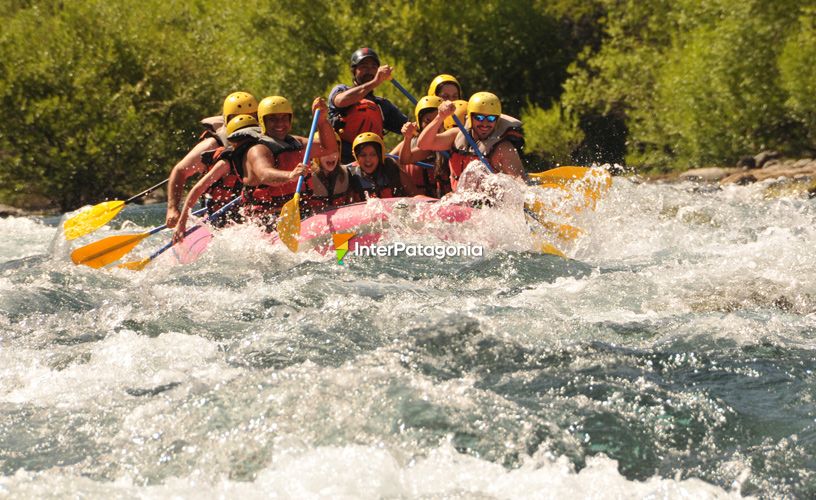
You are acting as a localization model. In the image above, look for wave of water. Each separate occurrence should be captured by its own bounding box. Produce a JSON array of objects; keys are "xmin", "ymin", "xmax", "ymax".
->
[{"xmin": 1, "ymin": 175, "xmax": 815, "ymax": 498}]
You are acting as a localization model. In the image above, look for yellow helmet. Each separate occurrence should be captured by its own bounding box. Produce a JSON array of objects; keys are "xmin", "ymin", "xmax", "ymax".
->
[
  {"xmin": 414, "ymin": 95, "xmax": 443, "ymax": 131},
  {"xmin": 428, "ymin": 74, "xmax": 462, "ymax": 99},
  {"xmin": 444, "ymin": 100, "xmax": 469, "ymax": 130},
  {"xmin": 223, "ymin": 92, "xmax": 259, "ymax": 121},
  {"xmin": 468, "ymin": 92, "xmax": 501, "ymax": 117},
  {"xmin": 352, "ymin": 132, "xmax": 385, "ymax": 164},
  {"xmin": 226, "ymin": 114, "xmax": 259, "ymax": 137},
  {"xmin": 258, "ymin": 96, "xmax": 294, "ymax": 135}
]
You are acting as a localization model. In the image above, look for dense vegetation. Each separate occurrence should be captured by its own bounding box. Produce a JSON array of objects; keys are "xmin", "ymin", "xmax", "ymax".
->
[{"xmin": 1, "ymin": 0, "xmax": 814, "ymax": 210}]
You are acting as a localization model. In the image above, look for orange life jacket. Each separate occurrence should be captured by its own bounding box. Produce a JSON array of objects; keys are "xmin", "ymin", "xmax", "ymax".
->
[
  {"xmin": 336, "ymin": 99, "xmax": 384, "ymax": 144},
  {"xmin": 231, "ymin": 134, "xmax": 305, "ymax": 216},
  {"xmin": 200, "ymin": 146, "xmax": 244, "ymax": 212}
]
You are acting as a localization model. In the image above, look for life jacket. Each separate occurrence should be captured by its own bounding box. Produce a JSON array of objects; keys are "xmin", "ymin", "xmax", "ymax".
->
[
  {"xmin": 402, "ymin": 136, "xmax": 438, "ymax": 198},
  {"xmin": 199, "ymin": 116, "xmax": 227, "ymax": 147},
  {"xmin": 434, "ymin": 151, "xmax": 453, "ymax": 197},
  {"xmin": 199, "ymin": 146, "xmax": 244, "ymax": 215},
  {"xmin": 306, "ymin": 164, "xmax": 355, "ymax": 212},
  {"xmin": 348, "ymin": 157, "xmax": 406, "ymax": 200},
  {"xmin": 229, "ymin": 129, "xmax": 305, "ymax": 216},
  {"xmin": 448, "ymin": 115, "xmax": 524, "ymax": 191},
  {"xmin": 335, "ymin": 99, "xmax": 384, "ymax": 144}
]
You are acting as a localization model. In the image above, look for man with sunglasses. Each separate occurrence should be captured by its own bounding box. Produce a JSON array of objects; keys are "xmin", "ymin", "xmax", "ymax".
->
[
  {"xmin": 416, "ymin": 92, "xmax": 525, "ymax": 191},
  {"xmin": 329, "ymin": 47, "xmax": 408, "ymax": 164}
]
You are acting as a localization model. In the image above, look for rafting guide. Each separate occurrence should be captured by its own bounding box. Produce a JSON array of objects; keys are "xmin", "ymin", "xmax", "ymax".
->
[{"xmin": 332, "ymin": 232, "xmax": 483, "ymax": 264}]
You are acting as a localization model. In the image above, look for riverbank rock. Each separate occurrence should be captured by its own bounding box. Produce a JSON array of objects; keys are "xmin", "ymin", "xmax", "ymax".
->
[
  {"xmin": 0, "ymin": 204, "xmax": 26, "ymax": 217},
  {"xmin": 721, "ymin": 157, "xmax": 816, "ymax": 185},
  {"xmin": 678, "ymin": 167, "xmax": 737, "ymax": 182}
]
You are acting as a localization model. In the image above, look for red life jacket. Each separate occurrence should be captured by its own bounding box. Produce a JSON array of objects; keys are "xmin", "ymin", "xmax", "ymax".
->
[
  {"xmin": 228, "ymin": 134, "xmax": 305, "ymax": 216},
  {"xmin": 435, "ymin": 152, "xmax": 453, "ymax": 197},
  {"xmin": 448, "ymin": 115, "xmax": 524, "ymax": 191},
  {"xmin": 200, "ymin": 146, "xmax": 244, "ymax": 217},
  {"xmin": 337, "ymin": 99, "xmax": 384, "ymax": 144}
]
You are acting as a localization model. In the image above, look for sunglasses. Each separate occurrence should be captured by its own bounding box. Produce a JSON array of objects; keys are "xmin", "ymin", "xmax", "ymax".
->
[{"xmin": 472, "ymin": 114, "xmax": 498, "ymax": 123}]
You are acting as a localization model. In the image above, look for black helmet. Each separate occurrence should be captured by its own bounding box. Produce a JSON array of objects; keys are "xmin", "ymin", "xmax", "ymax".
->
[{"xmin": 350, "ymin": 47, "xmax": 380, "ymax": 67}]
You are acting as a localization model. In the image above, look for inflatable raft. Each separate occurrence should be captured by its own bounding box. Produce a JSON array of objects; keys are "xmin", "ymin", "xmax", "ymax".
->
[{"xmin": 266, "ymin": 196, "xmax": 474, "ymax": 254}]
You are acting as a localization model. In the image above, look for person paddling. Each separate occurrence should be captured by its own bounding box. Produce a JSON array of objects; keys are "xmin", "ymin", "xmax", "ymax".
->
[
  {"xmin": 348, "ymin": 132, "xmax": 414, "ymax": 200},
  {"xmin": 237, "ymin": 96, "xmax": 336, "ymax": 226},
  {"xmin": 416, "ymin": 92, "xmax": 525, "ymax": 192},
  {"xmin": 329, "ymin": 47, "xmax": 408, "ymax": 164},
  {"xmin": 173, "ymin": 98, "xmax": 336, "ymax": 240},
  {"xmin": 165, "ymin": 92, "xmax": 258, "ymax": 228}
]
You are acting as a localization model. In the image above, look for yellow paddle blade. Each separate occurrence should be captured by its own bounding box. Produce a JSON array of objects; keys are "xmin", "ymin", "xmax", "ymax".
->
[
  {"xmin": 70, "ymin": 232, "xmax": 150, "ymax": 269},
  {"xmin": 536, "ymin": 219, "xmax": 584, "ymax": 241},
  {"xmin": 276, "ymin": 192, "xmax": 301, "ymax": 253},
  {"xmin": 63, "ymin": 200, "xmax": 126, "ymax": 240},
  {"xmin": 117, "ymin": 257, "xmax": 151, "ymax": 271},
  {"xmin": 536, "ymin": 241, "xmax": 566, "ymax": 258},
  {"xmin": 530, "ymin": 167, "xmax": 612, "ymax": 190}
]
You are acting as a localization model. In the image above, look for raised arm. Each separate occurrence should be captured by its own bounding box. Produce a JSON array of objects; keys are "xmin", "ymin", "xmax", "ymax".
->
[
  {"xmin": 305, "ymin": 97, "xmax": 337, "ymax": 158},
  {"xmin": 332, "ymin": 66, "xmax": 393, "ymax": 108},
  {"xmin": 417, "ymin": 101, "xmax": 458, "ymax": 152}
]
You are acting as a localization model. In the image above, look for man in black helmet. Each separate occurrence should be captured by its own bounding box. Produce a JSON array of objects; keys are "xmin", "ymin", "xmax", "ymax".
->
[{"xmin": 329, "ymin": 47, "xmax": 408, "ymax": 163}]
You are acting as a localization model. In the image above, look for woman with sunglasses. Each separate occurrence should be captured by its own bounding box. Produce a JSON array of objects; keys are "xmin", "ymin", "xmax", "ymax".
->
[{"xmin": 416, "ymin": 92, "xmax": 525, "ymax": 192}]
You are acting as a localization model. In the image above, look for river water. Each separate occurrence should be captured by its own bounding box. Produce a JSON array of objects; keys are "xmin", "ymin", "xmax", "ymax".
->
[{"xmin": 0, "ymin": 174, "xmax": 814, "ymax": 498}]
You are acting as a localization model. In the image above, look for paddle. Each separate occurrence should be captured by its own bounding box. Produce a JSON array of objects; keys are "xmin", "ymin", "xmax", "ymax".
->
[
  {"xmin": 71, "ymin": 205, "xmax": 208, "ymax": 269},
  {"xmin": 448, "ymin": 113, "xmax": 573, "ymax": 254},
  {"xmin": 276, "ymin": 109, "xmax": 322, "ymax": 253},
  {"xmin": 386, "ymin": 154, "xmax": 433, "ymax": 169},
  {"xmin": 390, "ymin": 78, "xmax": 418, "ymax": 106},
  {"xmin": 390, "ymin": 79, "xmax": 451, "ymax": 162},
  {"xmin": 117, "ymin": 196, "xmax": 241, "ymax": 271},
  {"xmin": 63, "ymin": 179, "xmax": 169, "ymax": 240}
]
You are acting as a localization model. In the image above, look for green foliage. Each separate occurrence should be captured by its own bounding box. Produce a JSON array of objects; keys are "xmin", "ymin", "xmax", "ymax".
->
[
  {"xmin": 521, "ymin": 104, "xmax": 584, "ymax": 167},
  {"xmin": 1, "ymin": 0, "xmax": 815, "ymax": 209},
  {"xmin": 779, "ymin": 6, "xmax": 816, "ymax": 143},
  {"xmin": 0, "ymin": 1, "xmax": 226, "ymax": 209}
]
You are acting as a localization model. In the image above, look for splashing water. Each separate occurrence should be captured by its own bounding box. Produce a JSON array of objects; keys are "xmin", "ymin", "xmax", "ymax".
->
[{"xmin": 1, "ymin": 174, "xmax": 814, "ymax": 498}]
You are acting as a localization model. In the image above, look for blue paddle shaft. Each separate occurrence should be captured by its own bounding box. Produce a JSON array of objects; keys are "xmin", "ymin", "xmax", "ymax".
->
[
  {"xmin": 385, "ymin": 154, "xmax": 433, "ymax": 169},
  {"xmin": 451, "ymin": 114, "xmax": 495, "ymax": 173},
  {"xmin": 390, "ymin": 78, "xmax": 418, "ymax": 106},
  {"xmin": 146, "ymin": 196, "xmax": 241, "ymax": 262},
  {"xmin": 145, "ymin": 205, "xmax": 208, "ymax": 237},
  {"xmin": 294, "ymin": 109, "xmax": 322, "ymax": 196}
]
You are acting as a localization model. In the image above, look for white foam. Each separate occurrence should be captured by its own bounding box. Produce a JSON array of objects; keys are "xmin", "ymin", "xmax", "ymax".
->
[{"xmin": 0, "ymin": 444, "xmax": 741, "ymax": 499}]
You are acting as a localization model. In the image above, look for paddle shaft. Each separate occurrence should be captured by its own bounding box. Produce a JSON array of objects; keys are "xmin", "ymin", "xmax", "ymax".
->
[
  {"xmin": 390, "ymin": 79, "xmax": 450, "ymax": 160},
  {"xmin": 143, "ymin": 197, "xmax": 241, "ymax": 263},
  {"xmin": 124, "ymin": 178, "xmax": 169, "ymax": 204},
  {"xmin": 385, "ymin": 154, "xmax": 433, "ymax": 169},
  {"xmin": 390, "ymin": 78, "xmax": 418, "ymax": 106},
  {"xmin": 450, "ymin": 115, "xmax": 495, "ymax": 173},
  {"xmin": 292, "ymin": 108, "xmax": 322, "ymax": 197}
]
